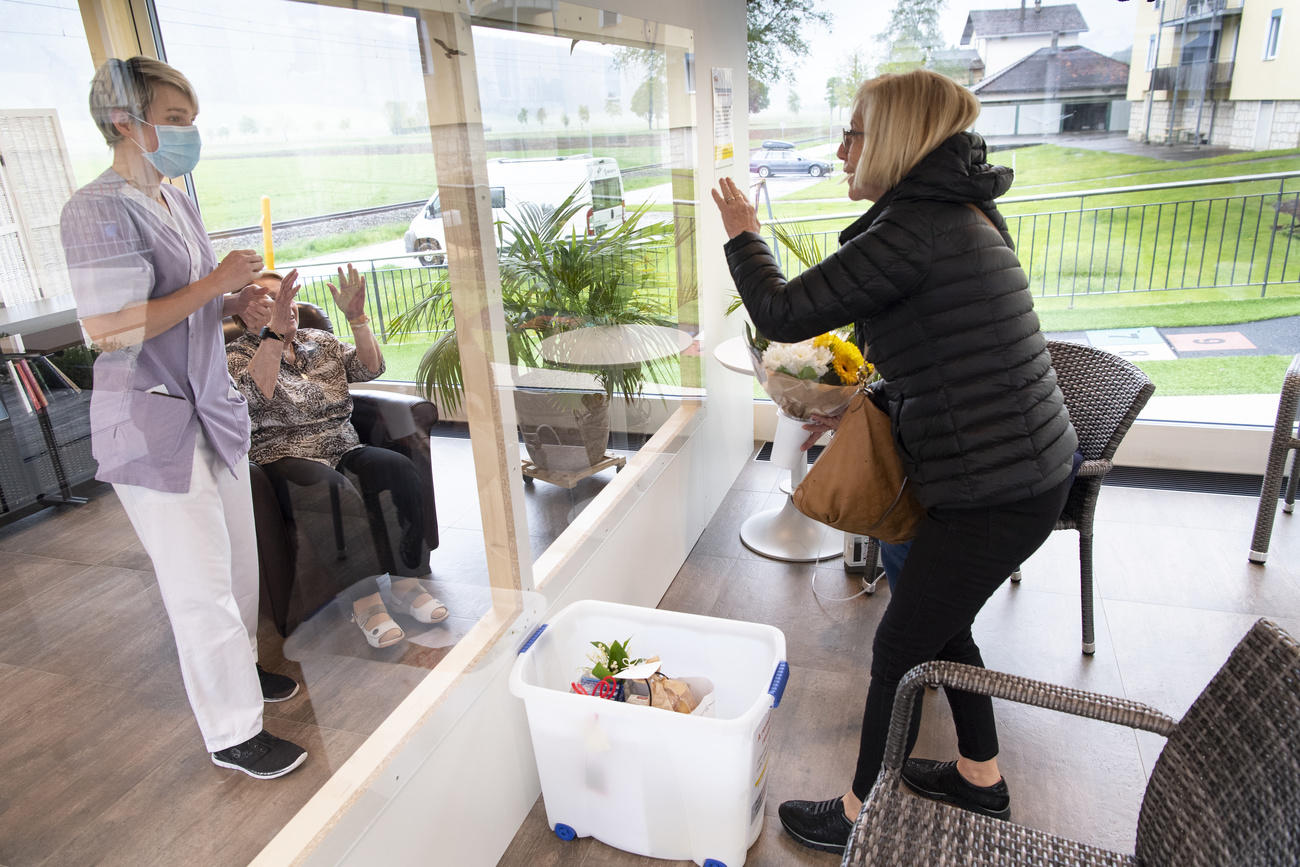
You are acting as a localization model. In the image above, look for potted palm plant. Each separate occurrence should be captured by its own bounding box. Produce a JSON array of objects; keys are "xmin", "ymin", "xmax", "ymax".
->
[{"xmin": 389, "ymin": 187, "xmax": 679, "ymax": 475}]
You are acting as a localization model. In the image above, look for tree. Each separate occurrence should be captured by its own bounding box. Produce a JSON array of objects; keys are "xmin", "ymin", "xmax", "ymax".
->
[
  {"xmin": 874, "ymin": 0, "xmax": 947, "ymax": 75},
  {"xmin": 562, "ymin": 112, "xmax": 571, "ymax": 129},
  {"xmin": 604, "ymin": 97, "xmax": 622, "ymax": 118},
  {"xmin": 616, "ymin": 47, "xmax": 666, "ymax": 129},
  {"xmin": 238, "ymin": 115, "xmax": 259, "ymax": 135},
  {"xmin": 382, "ymin": 100, "xmax": 406, "ymax": 136},
  {"xmin": 578, "ymin": 104, "xmax": 590, "ymax": 126},
  {"xmin": 748, "ymin": 75, "xmax": 770, "ymax": 114},
  {"xmin": 826, "ymin": 76, "xmax": 843, "ymax": 116},
  {"xmin": 536, "ymin": 107, "xmax": 548, "ymax": 127},
  {"xmin": 631, "ymin": 78, "xmax": 667, "ymax": 128},
  {"xmin": 517, "ymin": 107, "xmax": 529, "ymax": 126},
  {"xmin": 787, "ymin": 90, "xmax": 801, "ymax": 115},
  {"xmin": 833, "ymin": 50, "xmax": 871, "ymax": 110},
  {"xmin": 747, "ymin": 0, "xmax": 833, "ymax": 85}
]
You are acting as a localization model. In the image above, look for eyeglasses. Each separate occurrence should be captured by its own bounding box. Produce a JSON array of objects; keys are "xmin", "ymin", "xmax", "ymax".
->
[{"xmin": 842, "ymin": 128, "xmax": 865, "ymax": 149}]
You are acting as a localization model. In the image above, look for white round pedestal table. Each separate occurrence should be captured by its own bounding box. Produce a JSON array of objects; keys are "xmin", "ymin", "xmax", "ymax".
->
[
  {"xmin": 536, "ymin": 324, "xmax": 694, "ymax": 518},
  {"xmin": 539, "ymin": 323, "xmax": 694, "ymax": 367},
  {"xmin": 713, "ymin": 335, "xmax": 841, "ymax": 563}
]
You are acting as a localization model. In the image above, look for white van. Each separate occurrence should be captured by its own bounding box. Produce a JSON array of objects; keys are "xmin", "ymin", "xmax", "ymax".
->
[{"xmin": 403, "ymin": 155, "xmax": 625, "ymax": 266}]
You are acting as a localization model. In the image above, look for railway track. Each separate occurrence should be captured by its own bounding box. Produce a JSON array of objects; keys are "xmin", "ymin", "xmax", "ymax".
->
[{"xmin": 208, "ymin": 200, "xmax": 426, "ymax": 241}]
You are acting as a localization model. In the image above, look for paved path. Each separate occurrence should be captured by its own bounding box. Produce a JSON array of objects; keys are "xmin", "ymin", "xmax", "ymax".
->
[
  {"xmin": 986, "ymin": 131, "xmax": 1239, "ymax": 162},
  {"xmin": 1046, "ymin": 315, "xmax": 1300, "ymax": 361}
]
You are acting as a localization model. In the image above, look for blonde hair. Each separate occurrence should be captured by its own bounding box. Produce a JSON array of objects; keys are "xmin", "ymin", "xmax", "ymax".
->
[
  {"xmin": 89, "ymin": 56, "xmax": 199, "ymax": 146},
  {"xmin": 848, "ymin": 69, "xmax": 980, "ymax": 196}
]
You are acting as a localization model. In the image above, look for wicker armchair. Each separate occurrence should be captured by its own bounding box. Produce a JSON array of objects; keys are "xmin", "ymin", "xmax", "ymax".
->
[
  {"xmin": 1013, "ymin": 341, "xmax": 1155, "ymax": 654},
  {"xmin": 1249, "ymin": 353, "xmax": 1299, "ymax": 564},
  {"xmin": 843, "ymin": 618, "xmax": 1300, "ymax": 867}
]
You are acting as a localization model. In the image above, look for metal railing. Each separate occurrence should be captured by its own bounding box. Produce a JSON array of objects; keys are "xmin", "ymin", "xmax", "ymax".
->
[
  {"xmin": 1149, "ymin": 61, "xmax": 1234, "ymax": 92},
  {"xmin": 283, "ymin": 172, "xmax": 1300, "ymax": 335},
  {"xmin": 285, "ymin": 245, "xmax": 679, "ymax": 343},
  {"xmin": 762, "ymin": 171, "xmax": 1300, "ymax": 304}
]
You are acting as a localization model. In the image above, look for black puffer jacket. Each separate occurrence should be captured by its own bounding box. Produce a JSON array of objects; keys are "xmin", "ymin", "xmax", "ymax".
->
[{"xmin": 725, "ymin": 132, "xmax": 1077, "ymax": 508}]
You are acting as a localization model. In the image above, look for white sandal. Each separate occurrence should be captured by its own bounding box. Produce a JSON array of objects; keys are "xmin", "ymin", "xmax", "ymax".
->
[
  {"xmin": 353, "ymin": 603, "xmax": 404, "ymax": 648},
  {"xmin": 390, "ymin": 583, "xmax": 449, "ymax": 624}
]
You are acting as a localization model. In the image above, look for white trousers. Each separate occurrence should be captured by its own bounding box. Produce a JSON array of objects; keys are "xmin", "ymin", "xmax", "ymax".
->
[{"xmin": 114, "ymin": 434, "xmax": 263, "ymax": 752}]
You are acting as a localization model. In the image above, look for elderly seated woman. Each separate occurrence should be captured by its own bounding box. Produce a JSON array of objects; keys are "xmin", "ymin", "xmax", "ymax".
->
[{"xmin": 226, "ymin": 265, "xmax": 447, "ymax": 649}]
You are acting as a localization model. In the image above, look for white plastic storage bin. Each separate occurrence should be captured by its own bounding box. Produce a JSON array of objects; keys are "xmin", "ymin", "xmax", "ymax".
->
[{"xmin": 508, "ymin": 600, "xmax": 788, "ymax": 867}]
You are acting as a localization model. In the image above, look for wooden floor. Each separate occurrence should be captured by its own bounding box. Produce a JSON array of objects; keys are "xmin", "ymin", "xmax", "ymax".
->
[
  {"xmin": 0, "ymin": 432, "xmax": 624, "ymax": 867},
  {"xmin": 498, "ymin": 454, "xmax": 1300, "ymax": 866},
  {"xmin": 1, "ymin": 441, "xmax": 1297, "ymax": 866}
]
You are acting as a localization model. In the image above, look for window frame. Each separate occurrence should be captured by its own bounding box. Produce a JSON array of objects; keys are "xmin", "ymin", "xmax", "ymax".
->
[{"xmin": 1263, "ymin": 9, "xmax": 1282, "ymax": 60}]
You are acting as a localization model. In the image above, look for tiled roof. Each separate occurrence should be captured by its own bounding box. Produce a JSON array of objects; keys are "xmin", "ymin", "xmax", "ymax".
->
[
  {"xmin": 972, "ymin": 44, "xmax": 1129, "ymax": 94},
  {"xmin": 962, "ymin": 4, "xmax": 1088, "ymax": 42}
]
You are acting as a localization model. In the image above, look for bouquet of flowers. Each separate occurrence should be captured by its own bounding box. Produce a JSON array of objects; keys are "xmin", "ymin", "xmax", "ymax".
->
[{"xmin": 746, "ymin": 322, "xmax": 875, "ymax": 420}]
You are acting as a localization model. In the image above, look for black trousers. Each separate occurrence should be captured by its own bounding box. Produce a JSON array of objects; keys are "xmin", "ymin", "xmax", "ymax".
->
[{"xmin": 850, "ymin": 476, "xmax": 1073, "ymax": 798}]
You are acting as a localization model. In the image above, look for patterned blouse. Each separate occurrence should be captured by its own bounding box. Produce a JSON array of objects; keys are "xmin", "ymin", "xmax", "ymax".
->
[{"xmin": 226, "ymin": 328, "xmax": 385, "ymax": 467}]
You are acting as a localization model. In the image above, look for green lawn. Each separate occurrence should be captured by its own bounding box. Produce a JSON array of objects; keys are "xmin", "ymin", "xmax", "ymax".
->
[
  {"xmin": 204, "ymin": 137, "xmax": 1298, "ymax": 398},
  {"xmin": 1035, "ymin": 294, "xmax": 1300, "ymax": 330},
  {"xmin": 1133, "ymin": 354, "xmax": 1294, "ymax": 396},
  {"xmin": 180, "ymin": 135, "xmax": 673, "ymax": 232},
  {"xmin": 371, "ymin": 339, "xmax": 1294, "ymax": 397},
  {"xmin": 775, "ymin": 145, "xmax": 1300, "ymax": 204},
  {"xmin": 759, "ymin": 143, "xmax": 1300, "ymax": 301},
  {"xmin": 275, "ymin": 221, "xmax": 410, "ymax": 263}
]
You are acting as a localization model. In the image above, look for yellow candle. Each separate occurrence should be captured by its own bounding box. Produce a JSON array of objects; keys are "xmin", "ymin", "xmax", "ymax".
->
[{"xmin": 260, "ymin": 195, "xmax": 275, "ymax": 269}]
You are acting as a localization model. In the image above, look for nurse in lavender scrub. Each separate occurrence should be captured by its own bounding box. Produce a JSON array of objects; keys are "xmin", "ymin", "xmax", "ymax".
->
[{"xmin": 58, "ymin": 56, "xmax": 306, "ymax": 780}]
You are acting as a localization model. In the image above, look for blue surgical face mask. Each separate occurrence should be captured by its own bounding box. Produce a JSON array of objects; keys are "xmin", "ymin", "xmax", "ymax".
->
[{"xmin": 130, "ymin": 117, "xmax": 202, "ymax": 178}]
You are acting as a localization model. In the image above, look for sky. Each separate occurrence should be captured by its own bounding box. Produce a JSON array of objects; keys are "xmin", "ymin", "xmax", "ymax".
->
[
  {"xmin": 783, "ymin": 0, "xmax": 1139, "ymax": 109},
  {"xmin": 0, "ymin": 0, "xmax": 1141, "ymax": 164}
]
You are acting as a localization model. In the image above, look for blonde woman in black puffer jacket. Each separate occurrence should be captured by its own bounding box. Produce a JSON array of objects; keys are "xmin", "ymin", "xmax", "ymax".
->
[{"xmin": 714, "ymin": 69, "xmax": 1078, "ymax": 856}]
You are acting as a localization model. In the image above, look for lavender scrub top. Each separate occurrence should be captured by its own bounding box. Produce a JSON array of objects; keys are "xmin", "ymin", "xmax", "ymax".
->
[{"xmin": 59, "ymin": 168, "xmax": 250, "ymax": 493}]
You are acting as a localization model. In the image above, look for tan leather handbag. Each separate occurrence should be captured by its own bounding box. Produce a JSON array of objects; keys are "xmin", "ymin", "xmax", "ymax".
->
[{"xmin": 792, "ymin": 390, "xmax": 924, "ymax": 544}]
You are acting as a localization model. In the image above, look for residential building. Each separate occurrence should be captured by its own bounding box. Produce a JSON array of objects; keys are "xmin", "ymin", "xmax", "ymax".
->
[
  {"xmin": 930, "ymin": 47, "xmax": 987, "ymax": 86},
  {"xmin": 972, "ymin": 44, "xmax": 1131, "ymax": 135},
  {"xmin": 1128, "ymin": 0, "xmax": 1300, "ymax": 148},
  {"xmin": 961, "ymin": 1, "xmax": 1088, "ymax": 76}
]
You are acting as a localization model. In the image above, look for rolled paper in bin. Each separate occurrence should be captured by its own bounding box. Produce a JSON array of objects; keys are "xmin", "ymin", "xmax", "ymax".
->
[{"xmin": 770, "ymin": 411, "xmax": 807, "ymax": 471}]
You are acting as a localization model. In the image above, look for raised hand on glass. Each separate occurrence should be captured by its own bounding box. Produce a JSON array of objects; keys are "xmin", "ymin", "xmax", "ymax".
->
[
  {"xmin": 269, "ymin": 268, "xmax": 301, "ymax": 336},
  {"xmin": 710, "ymin": 176, "xmax": 762, "ymax": 239},
  {"xmin": 327, "ymin": 263, "xmax": 368, "ymax": 324},
  {"xmin": 801, "ymin": 411, "xmax": 842, "ymax": 452}
]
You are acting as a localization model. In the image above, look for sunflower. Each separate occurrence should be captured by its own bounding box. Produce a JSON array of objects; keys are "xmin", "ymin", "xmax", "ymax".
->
[{"xmin": 812, "ymin": 332, "xmax": 866, "ymax": 384}]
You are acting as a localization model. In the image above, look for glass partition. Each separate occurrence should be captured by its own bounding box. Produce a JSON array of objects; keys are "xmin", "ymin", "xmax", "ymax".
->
[
  {"xmin": 0, "ymin": 0, "xmax": 707, "ymax": 861},
  {"xmin": 744, "ymin": 0, "xmax": 1298, "ymax": 428}
]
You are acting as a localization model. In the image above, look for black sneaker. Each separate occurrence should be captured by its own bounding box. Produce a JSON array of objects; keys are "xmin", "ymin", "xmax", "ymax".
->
[
  {"xmin": 211, "ymin": 730, "xmax": 307, "ymax": 779},
  {"xmin": 257, "ymin": 664, "xmax": 299, "ymax": 702},
  {"xmin": 777, "ymin": 796, "xmax": 855, "ymax": 854},
  {"xmin": 901, "ymin": 758, "xmax": 1011, "ymax": 820}
]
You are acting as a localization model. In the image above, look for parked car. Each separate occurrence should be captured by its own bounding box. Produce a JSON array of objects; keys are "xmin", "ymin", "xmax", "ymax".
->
[{"xmin": 748, "ymin": 148, "xmax": 832, "ymax": 178}]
